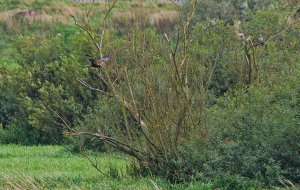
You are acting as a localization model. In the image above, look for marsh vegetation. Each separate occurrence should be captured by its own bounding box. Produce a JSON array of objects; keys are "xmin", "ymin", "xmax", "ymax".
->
[{"xmin": 0, "ymin": 0, "xmax": 299, "ymax": 189}]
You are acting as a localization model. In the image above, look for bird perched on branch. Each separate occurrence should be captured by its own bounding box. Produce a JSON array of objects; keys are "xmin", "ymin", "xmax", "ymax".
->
[
  {"xmin": 85, "ymin": 54, "xmax": 110, "ymax": 68},
  {"xmin": 210, "ymin": 17, "xmax": 217, "ymax": 27},
  {"xmin": 258, "ymin": 34, "xmax": 265, "ymax": 45}
]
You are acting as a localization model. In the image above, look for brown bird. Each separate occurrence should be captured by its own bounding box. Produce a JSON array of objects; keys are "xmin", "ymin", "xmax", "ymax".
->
[{"xmin": 85, "ymin": 54, "xmax": 110, "ymax": 68}]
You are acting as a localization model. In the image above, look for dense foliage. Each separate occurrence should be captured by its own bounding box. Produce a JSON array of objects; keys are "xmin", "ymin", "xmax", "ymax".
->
[{"xmin": 0, "ymin": 0, "xmax": 299, "ymax": 189}]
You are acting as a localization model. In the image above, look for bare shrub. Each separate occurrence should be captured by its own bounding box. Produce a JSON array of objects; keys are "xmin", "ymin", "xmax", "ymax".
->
[{"xmin": 61, "ymin": 0, "xmax": 205, "ymax": 182}]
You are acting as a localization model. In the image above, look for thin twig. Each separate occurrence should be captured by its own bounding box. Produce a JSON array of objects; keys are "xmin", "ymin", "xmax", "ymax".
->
[
  {"xmin": 205, "ymin": 52, "xmax": 222, "ymax": 90},
  {"xmin": 50, "ymin": 108, "xmax": 77, "ymax": 134},
  {"xmin": 169, "ymin": 0, "xmax": 188, "ymax": 15},
  {"xmin": 77, "ymin": 78, "xmax": 112, "ymax": 96},
  {"xmin": 81, "ymin": 151, "xmax": 108, "ymax": 176},
  {"xmin": 267, "ymin": 19, "xmax": 300, "ymax": 42},
  {"xmin": 245, "ymin": 18, "xmax": 300, "ymax": 53},
  {"xmin": 70, "ymin": 14, "xmax": 101, "ymax": 51},
  {"xmin": 104, "ymin": 0, "xmax": 118, "ymax": 22},
  {"xmin": 99, "ymin": 30, "xmax": 105, "ymax": 57},
  {"xmin": 85, "ymin": 0, "xmax": 96, "ymax": 24},
  {"xmin": 52, "ymin": 107, "xmax": 149, "ymax": 161}
]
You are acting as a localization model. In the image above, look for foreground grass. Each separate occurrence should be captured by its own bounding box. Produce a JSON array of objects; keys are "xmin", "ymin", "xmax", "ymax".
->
[{"xmin": 0, "ymin": 145, "xmax": 212, "ymax": 190}]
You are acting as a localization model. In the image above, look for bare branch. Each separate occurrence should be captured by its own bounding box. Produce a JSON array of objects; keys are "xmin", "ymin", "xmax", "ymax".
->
[
  {"xmin": 51, "ymin": 107, "xmax": 150, "ymax": 162},
  {"xmin": 86, "ymin": 0, "xmax": 96, "ymax": 18},
  {"xmin": 50, "ymin": 108, "xmax": 77, "ymax": 134},
  {"xmin": 70, "ymin": 14, "xmax": 101, "ymax": 51},
  {"xmin": 81, "ymin": 150, "xmax": 108, "ymax": 177},
  {"xmin": 84, "ymin": 0, "xmax": 96, "ymax": 24},
  {"xmin": 245, "ymin": 18, "xmax": 300, "ymax": 53},
  {"xmin": 76, "ymin": 131, "xmax": 148, "ymax": 161},
  {"xmin": 99, "ymin": 30, "xmax": 105, "ymax": 57},
  {"xmin": 104, "ymin": 0, "xmax": 118, "ymax": 22},
  {"xmin": 205, "ymin": 53, "xmax": 220, "ymax": 90},
  {"xmin": 124, "ymin": 67, "xmax": 138, "ymax": 112},
  {"xmin": 77, "ymin": 78, "xmax": 112, "ymax": 96},
  {"xmin": 169, "ymin": 0, "xmax": 188, "ymax": 15},
  {"xmin": 181, "ymin": 0, "xmax": 197, "ymax": 97},
  {"xmin": 267, "ymin": 19, "xmax": 300, "ymax": 42}
]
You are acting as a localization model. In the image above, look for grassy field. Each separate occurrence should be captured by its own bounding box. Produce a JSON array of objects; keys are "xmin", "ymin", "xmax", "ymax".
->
[
  {"xmin": 0, "ymin": 0, "xmax": 178, "ymax": 69},
  {"xmin": 0, "ymin": 145, "xmax": 212, "ymax": 190}
]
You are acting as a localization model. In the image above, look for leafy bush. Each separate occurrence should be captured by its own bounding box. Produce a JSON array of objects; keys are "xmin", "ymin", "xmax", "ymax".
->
[
  {"xmin": 188, "ymin": 0, "xmax": 280, "ymax": 21},
  {"xmin": 1, "ymin": 33, "xmax": 107, "ymax": 146},
  {"xmin": 179, "ymin": 71, "xmax": 300, "ymax": 187}
]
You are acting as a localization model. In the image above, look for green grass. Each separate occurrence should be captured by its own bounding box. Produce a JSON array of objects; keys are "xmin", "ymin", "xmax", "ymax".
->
[{"xmin": 0, "ymin": 145, "xmax": 212, "ymax": 189}]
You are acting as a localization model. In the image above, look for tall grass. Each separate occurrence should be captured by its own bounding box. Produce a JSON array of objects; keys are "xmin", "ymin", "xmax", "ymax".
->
[
  {"xmin": 0, "ymin": 0, "xmax": 179, "ymax": 35},
  {"xmin": 113, "ymin": 10, "xmax": 179, "ymax": 33}
]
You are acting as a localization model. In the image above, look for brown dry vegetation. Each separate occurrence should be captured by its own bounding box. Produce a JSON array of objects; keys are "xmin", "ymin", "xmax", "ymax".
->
[
  {"xmin": 0, "ymin": 6, "xmax": 77, "ymax": 32},
  {"xmin": 0, "ymin": 1, "xmax": 179, "ymax": 34},
  {"xmin": 113, "ymin": 10, "xmax": 179, "ymax": 33}
]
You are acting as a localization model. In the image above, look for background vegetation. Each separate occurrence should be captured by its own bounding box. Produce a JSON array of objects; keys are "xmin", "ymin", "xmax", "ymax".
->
[{"xmin": 0, "ymin": 0, "xmax": 299, "ymax": 189}]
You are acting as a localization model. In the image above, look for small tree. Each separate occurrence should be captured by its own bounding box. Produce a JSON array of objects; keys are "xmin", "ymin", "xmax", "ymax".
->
[
  {"xmin": 57, "ymin": 0, "xmax": 300, "ymax": 183},
  {"xmin": 56, "ymin": 0, "xmax": 215, "ymax": 181}
]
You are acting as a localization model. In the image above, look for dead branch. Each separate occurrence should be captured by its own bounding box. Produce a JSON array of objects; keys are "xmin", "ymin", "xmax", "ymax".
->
[
  {"xmin": 51, "ymin": 108, "xmax": 77, "ymax": 134},
  {"xmin": 81, "ymin": 150, "xmax": 108, "ymax": 176},
  {"xmin": 70, "ymin": 14, "xmax": 101, "ymax": 51},
  {"xmin": 84, "ymin": 0, "xmax": 96, "ymax": 24},
  {"xmin": 172, "ymin": 0, "xmax": 197, "ymax": 147},
  {"xmin": 104, "ymin": 0, "xmax": 118, "ymax": 22},
  {"xmin": 245, "ymin": 18, "xmax": 300, "ymax": 53},
  {"xmin": 267, "ymin": 19, "xmax": 300, "ymax": 42},
  {"xmin": 205, "ymin": 51, "xmax": 221, "ymax": 90},
  {"xmin": 181, "ymin": 0, "xmax": 197, "ymax": 97},
  {"xmin": 52, "ymin": 106, "xmax": 150, "ymax": 162},
  {"xmin": 76, "ymin": 131, "xmax": 159, "ymax": 162},
  {"xmin": 77, "ymin": 78, "xmax": 112, "ymax": 96},
  {"xmin": 169, "ymin": 0, "xmax": 188, "ymax": 15}
]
